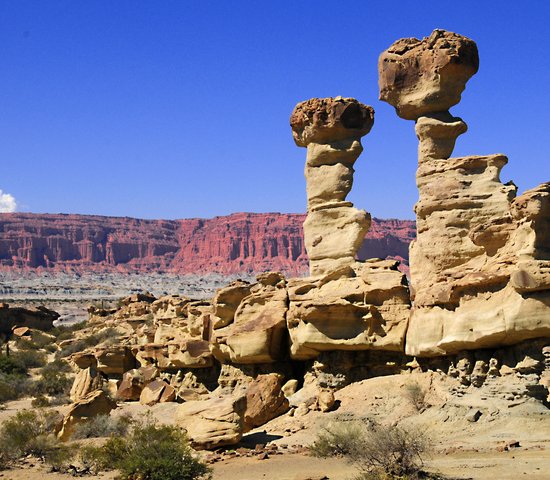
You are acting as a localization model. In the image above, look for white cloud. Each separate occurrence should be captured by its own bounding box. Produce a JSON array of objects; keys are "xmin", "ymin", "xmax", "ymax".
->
[{"xmin": 0, "ymin": 190, "xmax": 17, "ymax": 212}]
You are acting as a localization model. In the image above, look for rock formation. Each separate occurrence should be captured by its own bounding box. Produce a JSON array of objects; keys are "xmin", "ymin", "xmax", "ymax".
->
[
  {"xmin": 290, "ymin": 97, "xmax": 374, "ymax": 276},
  {"xmin": 0, "ymin": 212, "xmax": 415, "ymax": 276},
  {"xmin": 0, "ymin": 303, "xmax": 58, "ymax": 335},
  {"xmin": 379, "ymin": 29, "xmax": 550, "ymax": 356},
  {"xmin": 45, "ymin": 28, "xmax": 549, "ymax": 456},
  {"xmin": 287, "ymin": 97, "xmax": 411, "ymax": 358}
]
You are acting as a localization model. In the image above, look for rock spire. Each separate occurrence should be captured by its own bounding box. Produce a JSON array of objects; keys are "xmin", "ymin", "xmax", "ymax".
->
[
  {"xmin": 379, "ymin": 29, "xmax": 550, "ymax": 356},
  {"xmin": 290, "ymin": 97, "xmax": 374, "ymax": 276}
]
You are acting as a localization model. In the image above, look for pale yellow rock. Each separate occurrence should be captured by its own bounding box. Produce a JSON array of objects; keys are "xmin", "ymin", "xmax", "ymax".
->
[
  {"xmin": 287, "ymin": 260, "xmax": 410, "ymax": 360},
  {"xmin": 303, "ymin": 206, "xmax": 371, "ymax": 276},
  {"xmin": 291, "ymin": 97, "xmax": 375, "ymax": 276},
  {"xmin": 58, "ymin": 390, "xmax": 117, "ymax": 441},
  {"xmin": 211, "ymin": 276, "xmax": 288, "ymax": 364},
  {"xmin": 282, "ymin": 379, "xmax": 299, "ymax": 398},
  {"xmin": 212, "ymin": 280, "xmax": 252, "ymax": 329},
  {"xmin": 380, "ymin": 29, "xmax": 550, "ymax": 357},
  {"xmin": 69, "ymin": 367, "xmax": 103, "ymax": 402},
  {"xmin": 176, "ymin": 395, "xmax": 246, "ymax": 449}
]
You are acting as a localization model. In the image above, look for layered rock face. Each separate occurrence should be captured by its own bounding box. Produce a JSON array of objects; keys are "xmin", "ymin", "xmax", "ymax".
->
[
  {"xmin": 379, "ymin": 29, "xmax": 550, "ymax": 356},
  {"xmin": 0, "ymin": 212, "xmax": 414, "ymax": 275},
  {"xmin": 290, "ymin": 97, "xmax": 374, "ymax": 276},
  {"xmin": 286, "ymin": 97, "xmax": 411, "ymax": 358}
]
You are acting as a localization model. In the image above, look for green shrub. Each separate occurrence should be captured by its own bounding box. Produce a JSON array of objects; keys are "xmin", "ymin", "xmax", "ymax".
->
[
  {"xmin": 311, "ymin": 420, "xmax": 432, "ymax": 479},
  {"xmin": 71, "ymin": 414, "xmax": 133, "ymax": 440},
  {"xmin": 56, "ymin": 327, "xmax": 120, "ymax": 358},
  {"xmin": 51, "ymin": 321, "xmax": 88, "ymax": 341},
  {"xmin": 80, "ymin": 419, "xmax": 211, "ymax": 480},
  {"xmin": 11, "ymin": 349, "xmax": 47, "ymax": 369},
  {"xmin": 0, "ymin": 372, "xmax": 33, "ymax": 403},
  {"xmin": 41, "ymin": 357, "xmax": 71, "ymax": 374},
  {"xmin": 0, "ymin": 354, "xmax": 27, "ymax": 375},
  {"xmin": 15, "ymin": 330, "xmax": 56, "ymax": 351},
  {"xmin": 32, "ymin": 369, "xmax": 71, "ymax": 396},
  {"xmin": 32, "ymin": 394, "xmax": 51, "ymax": 408}
]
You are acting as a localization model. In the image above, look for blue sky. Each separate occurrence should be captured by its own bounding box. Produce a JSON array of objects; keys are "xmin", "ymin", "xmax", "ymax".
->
[{"xmin": 1, "ymin": 1, "xmax": 549, "ymax": 220}]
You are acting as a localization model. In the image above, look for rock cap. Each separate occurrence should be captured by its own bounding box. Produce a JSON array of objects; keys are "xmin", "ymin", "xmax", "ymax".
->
[
  {"xmin": 379, "ymin": 29, "xmax": 479, "ymax": 120},
  {"xmin": 290, "ymin": 97, "xmax": 374, "ymax": 147}
]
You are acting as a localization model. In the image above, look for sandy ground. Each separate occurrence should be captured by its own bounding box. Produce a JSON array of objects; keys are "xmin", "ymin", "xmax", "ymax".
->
[{"xmin": 1, "ymin": 372, "xmax": 549, "ymax": 479}]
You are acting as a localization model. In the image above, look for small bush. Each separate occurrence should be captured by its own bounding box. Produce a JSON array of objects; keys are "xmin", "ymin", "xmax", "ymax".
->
[
  {"xmin": 16, "ymin": 330, "xmax": 55, "ymax": 350},
  {"xmin": 32, "ymin": 369, "xmax": 71, "ymax": 396},
  {"xmin": 32, "ymin": 394, "xmax": 51, "ymax": 408},
  {"xmin": 405, "ymin": 382, "xmax": 428, "ymax": 412},
  {"xmin": 80, "ymin": 419, "xmax": 212, "ymax": 480},
  {"xmin": 71, "ymin": 414, "xmax": 133, "ymax": 440},
  {"xmin": 311, "ymin": 420, "xmax": 432, "ymax": 479},
  {"xmin": 51, "ymin": 321, "xmax": 88, "ymax": 341},
  {"xmin": 0, "ymin": 372, "xmax": 33, "ymax": 403},
  {"xmin": 11, "ymin": 349, "xmax": 47, "ymax": 369},
  {"xmin": 0, "ymin": 354, "xmax": 27, "ymax": 375},
  {"xmin": 41, "ymin": 357, "xmax": 71, "ymax": 374},
  {"xmin": 310, "ymin": 420, "xmax": 367, "ymax": 458},
  {"xmin": 56, "ymin": 327, "xmax": 120, "ymax": 358},
  {"xmin": 0, "ymin": 409, "xmax": 72, "ymax": 470}
]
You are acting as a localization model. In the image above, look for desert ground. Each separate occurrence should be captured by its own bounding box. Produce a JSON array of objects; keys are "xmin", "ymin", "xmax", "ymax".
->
[{"xmin": 1, "ymin": 370, "xmax": 548, "ymax": 480}]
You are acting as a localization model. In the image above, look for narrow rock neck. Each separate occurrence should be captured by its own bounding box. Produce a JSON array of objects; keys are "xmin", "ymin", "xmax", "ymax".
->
[{"xmin": 415, "ymin": 112, "xmax": 467, "ymax": 162}]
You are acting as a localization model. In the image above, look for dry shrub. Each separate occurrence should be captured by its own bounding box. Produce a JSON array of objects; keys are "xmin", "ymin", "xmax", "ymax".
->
[
  {"xmin": 405, "ymin": 382, "xmax": 428, "ymax": 412},
  {"xmin": 71, "ymin": 413, "xmax": 133, "ymax": 440},
  {"xmin": 311, "ymin": 419, "xmax": 435, "ymax": 479},
  {"xmin": 0, "ymin": 409, "xmax": 74, "ymax": 471},
  {"xmin": 80, "ymin": 417, "xmax": 211, "ymax": 480}
]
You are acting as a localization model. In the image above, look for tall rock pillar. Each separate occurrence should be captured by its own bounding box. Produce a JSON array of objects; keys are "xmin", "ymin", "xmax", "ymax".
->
[
  {"xmin": 379, "ymin": 29, "xmax": 550, "ymax": 356},
  {"xmin": 290, "ymin": 97, "xmax": 374, "ymax": 276}
]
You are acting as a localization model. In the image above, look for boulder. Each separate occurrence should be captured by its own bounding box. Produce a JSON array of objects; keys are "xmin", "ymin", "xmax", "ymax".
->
[
  {"xmin": 290, "ymin": 97, "xmax": 374, "ymax": 147},
  {"xmin": 139, "ymin": 379, "xmax": 176, "ymax": 405},
  {"xmin": 117, "ymin": 366, "xmax": 159, "ymax": 401},
  {"xmin": 176, "ymin": 395, "xmax": 246, "ymax": 449},
  {"xmin": 95, "ymin": 346, "xmax": 136, "ymax": 375},
  {"xmin": 244, "ymin": 374, "xmax": 289, "ymax": 431},
  {"xmin": 70, "ymin": 367, "xmax": 103, "ymax": 402},
  {"xmin": 133, "ymin": 340, "xmax": 213, "ymax": 369},
  {"xmin": 212, "ymin": 275, "xmax": 288, "ymax": 363},
  {"xmin": 58, "ymin": 390, "xmax": 117, "ymax": 441},
  {"xmin": 212, "ymin": 280, "xmax": 252, "ymax": 329}
]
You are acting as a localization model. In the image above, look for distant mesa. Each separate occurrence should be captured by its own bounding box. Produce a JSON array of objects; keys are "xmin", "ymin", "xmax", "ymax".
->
[{"xmin": 0, "ymin": 212, "xmax": 415, "ymax": 275}]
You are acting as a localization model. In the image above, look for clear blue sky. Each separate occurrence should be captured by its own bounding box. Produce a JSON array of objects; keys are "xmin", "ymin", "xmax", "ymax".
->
[{"xmin": 1, "ymin": 1, "xmax": 549, "ymax": 220}]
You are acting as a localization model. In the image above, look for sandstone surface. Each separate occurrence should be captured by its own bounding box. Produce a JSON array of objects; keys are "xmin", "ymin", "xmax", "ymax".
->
[
  {"xmin": 176, "ymin": 395, "xmax": 246, "ymax": 449},
  {"xmin": 379, "ymin": 28, "xmax": 550, "ymax": 356},
  {"xmin": 379, "ymin": 29, "xmax": 479, "ymax": 120},
  {"xmin": 287, "ymin": 260, "xmax": 410, "ymax": 359},
  {"xmin": 291, "ymin": 97, "xmax": 374, "ymax": 276}
]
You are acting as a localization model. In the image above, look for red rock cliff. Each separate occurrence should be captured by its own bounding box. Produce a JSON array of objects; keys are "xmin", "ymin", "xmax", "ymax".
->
[{"xmin": 0, "ymin": 213, "xmax": 415, "ymax": 275}]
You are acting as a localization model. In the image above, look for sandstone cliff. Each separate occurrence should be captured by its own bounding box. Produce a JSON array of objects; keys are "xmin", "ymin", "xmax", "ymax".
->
[{"xmin": 0, "ymin": 213, "xmax": 414, "ymax": 275}]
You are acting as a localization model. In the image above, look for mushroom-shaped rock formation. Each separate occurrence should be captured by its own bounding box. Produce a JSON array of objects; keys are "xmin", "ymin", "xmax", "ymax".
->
[
  {"xmin": 379, "ymin": 29, "xmax": 550, "ymax": 356},
  {"xmin": 288, "ymin": 97, "xmax": 411, "ymax": 359},
  {"xmin": 290, "ymin": 97, "xmax": 374, "ymax": 276}
]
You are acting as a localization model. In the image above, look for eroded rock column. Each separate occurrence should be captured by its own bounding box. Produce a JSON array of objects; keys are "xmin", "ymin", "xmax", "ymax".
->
[
  {"xmin": 290, "ymin": 97, "xmax": 374, "ymax": 276},
  {"xmin": 379, "ymin": 29, "xmax": 550, "ymax": 356}
]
